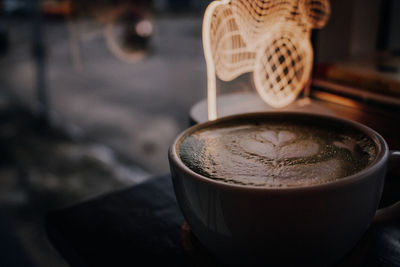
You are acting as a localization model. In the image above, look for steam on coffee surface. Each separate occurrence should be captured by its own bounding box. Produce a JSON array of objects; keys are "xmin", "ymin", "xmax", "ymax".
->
[{"xmin": 179, "ymin": 119, "xmax": 377, "ymax": 187}]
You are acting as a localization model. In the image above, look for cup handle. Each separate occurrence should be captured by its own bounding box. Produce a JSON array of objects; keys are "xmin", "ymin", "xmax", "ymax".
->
[{"xmin": 372, "ymin": 150, "xmax": 400, "ymax": 225}]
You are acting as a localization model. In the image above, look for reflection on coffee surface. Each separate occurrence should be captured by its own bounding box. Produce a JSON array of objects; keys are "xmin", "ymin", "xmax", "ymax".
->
[{"xmin": 179, "ymin": 119, "xmax": 377, "ymax": 187}]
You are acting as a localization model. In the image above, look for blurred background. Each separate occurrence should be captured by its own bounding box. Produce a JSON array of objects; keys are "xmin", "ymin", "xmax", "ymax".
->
[{"xmin": 0, "ymin": 0, "xmax": 399, "ymax": 266}]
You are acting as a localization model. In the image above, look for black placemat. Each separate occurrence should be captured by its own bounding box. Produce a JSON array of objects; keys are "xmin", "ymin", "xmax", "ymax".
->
[
  {"xmin": 0, "ymin": 210, "xmax": 36, "ymax": 267},
  {"xmin": 46, "ymin": 174, "xmax": 400, "ymax": 267},
  {"xmin": 46, "ymin": 175, "xmax": 188, "ymax": 267}
]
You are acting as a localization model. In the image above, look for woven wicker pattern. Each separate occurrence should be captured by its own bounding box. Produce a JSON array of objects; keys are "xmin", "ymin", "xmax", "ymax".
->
[{"xmin": 203, "ymin": 0, "xmax": 330, "ymax": 111}]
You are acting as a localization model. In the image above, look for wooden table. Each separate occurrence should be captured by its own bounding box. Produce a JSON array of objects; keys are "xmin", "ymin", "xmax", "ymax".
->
[{"xmin": 46, "ymin": 172, "xmax": 400, "ymax": 267}]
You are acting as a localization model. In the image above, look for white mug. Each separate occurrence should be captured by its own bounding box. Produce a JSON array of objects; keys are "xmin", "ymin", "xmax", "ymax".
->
[{"xmin": 168, "ymin": 112, "xmax": 400, "ymax": 266}]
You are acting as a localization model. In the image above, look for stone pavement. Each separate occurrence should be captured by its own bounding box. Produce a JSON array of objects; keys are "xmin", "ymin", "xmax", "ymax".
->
[{"xmin": 1, "ymin": 14, "xmax": 207, "ymax": 176}]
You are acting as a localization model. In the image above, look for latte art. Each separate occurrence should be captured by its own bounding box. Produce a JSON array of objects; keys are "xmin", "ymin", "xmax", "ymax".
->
[{"xmin": 179, "ymin": 120, "xmax": 377, "ymax": 187}]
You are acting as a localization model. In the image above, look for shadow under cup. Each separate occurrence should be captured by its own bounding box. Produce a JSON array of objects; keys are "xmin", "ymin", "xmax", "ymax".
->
[{"xmin": 168, "ymin": 112, "xmax": 389, "ymax": 266}]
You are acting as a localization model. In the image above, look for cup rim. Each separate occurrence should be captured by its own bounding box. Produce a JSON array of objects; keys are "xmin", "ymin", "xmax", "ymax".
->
[{"xmin": 169, "ymin": 112, "xmax": 389, "ymax": 192}]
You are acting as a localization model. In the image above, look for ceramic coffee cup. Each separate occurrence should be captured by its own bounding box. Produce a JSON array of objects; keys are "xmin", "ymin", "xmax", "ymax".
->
[{"xmin": 168, "ymin": 112, "xmax": 399, "ymax": 266}]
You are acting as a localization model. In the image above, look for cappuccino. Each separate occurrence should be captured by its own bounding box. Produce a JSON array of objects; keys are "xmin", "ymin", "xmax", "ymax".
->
[{"xmin": 178, "ymin": 117, "xmax": 377, "ymax": 187}]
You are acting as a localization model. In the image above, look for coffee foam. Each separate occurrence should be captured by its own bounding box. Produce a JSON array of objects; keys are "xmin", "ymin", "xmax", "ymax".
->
[{"xmin": 179, "ymin": 120, "xmax": 377, "ymax": 187}]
